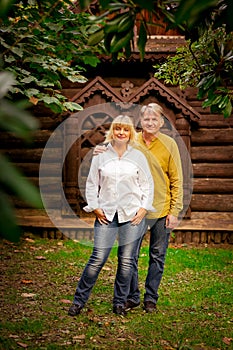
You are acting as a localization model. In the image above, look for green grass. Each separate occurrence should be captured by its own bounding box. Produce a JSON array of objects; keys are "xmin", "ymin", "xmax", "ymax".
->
[{"xmin": 0, "ymin": 236, "xmax": 232, "ymax": 349}]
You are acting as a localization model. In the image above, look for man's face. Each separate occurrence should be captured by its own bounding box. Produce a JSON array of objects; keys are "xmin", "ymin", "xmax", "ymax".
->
[{"xmin": 140, "ymin": 110, "xmax": 164, "ymax": 135}]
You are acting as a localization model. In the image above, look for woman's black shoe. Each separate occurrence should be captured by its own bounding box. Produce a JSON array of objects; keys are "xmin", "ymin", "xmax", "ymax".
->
[{"xmin": 68, "ymin": 304, "xmax": 82, "ymax": 316}]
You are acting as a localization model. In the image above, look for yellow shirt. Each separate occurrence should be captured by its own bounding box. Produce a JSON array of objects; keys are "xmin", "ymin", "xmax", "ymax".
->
[{"xmin": 136, "ymin": 132, "xmax": 183, "ymax": 219}]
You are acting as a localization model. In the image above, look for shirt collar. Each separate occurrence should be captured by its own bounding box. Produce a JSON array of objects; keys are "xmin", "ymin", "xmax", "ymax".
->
[{"xmin": 106, "ymin": 142, "xmax": 132, "ymax": 154}]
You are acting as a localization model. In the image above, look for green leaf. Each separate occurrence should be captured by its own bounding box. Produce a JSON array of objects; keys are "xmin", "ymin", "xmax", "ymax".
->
[
  {"xmin": 83, "ymin": 55, "xmax": 100, "ymax": 67},
  {"xmin": 63, "ymin": 101, "xmax": 83, "ymax": 111},
  {"xmin": 218, "ymin": 95, "xmax": 229, "ymax": 109},
  {"xmin": 4, "ymin": 54, "xmax": 16, "ymax": 63},
  {"xmin": 0, "ymin": 190, "xmax": 21, "ymax": 242},
  {"xmin": 87, "ymin": 28, "xmax": 105, "ymax": 46},
  {"xmin": 44, "ymin": 103, "xmax": 63, "ymax": 114},
  {"xmin": 79, "ymin": 0, "xmax": 93, "ymax": 10},
  {"xmin": 0, "ymin": 0, "xmax": 15, "ymax": 17},
  {"xmin": 0, "ymin": 99, "xmax": 39, "ymax": 140},
  {"xmin": 0, "ymin": 154, "xmax": 43, "ymax": 209},
  {"xmin": 223, "ymin": 99, "xmax": 232, "ymax": 118},
  {"xmin": 21, "ymin": 76, "xmax": 37, "ymax": 84},
  {"xmin": 25, "ymin": 88, "xmax": 40, "ymax": 97},
  {"xmin": 175, "ymin": 0, "xmax": 218, "ymax": 27},
  {"xmin": 137, "ymin": 22, "xmax": 147, "ymax": 61},
  {"xmin": 66, "ymin": 75, "xmax": 87, "ymax": 83},
  {"xmin": 42, "ymin": 96, "xmax": 61, "ymax": 105},
  {"xmin": 0, "ymin": 71, "xmax": 16, "ymax": 98},
  {"xmin": 110, "ymin": 30, "xmax": 134, "ymax": 53}
]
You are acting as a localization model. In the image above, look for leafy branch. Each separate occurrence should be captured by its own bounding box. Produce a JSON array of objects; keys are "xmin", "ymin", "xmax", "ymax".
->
[
  {"xmin": 0, "ymin": 0, "xmax": 103, "ymax": 113},
  {"xmin": 154, "ymin": 27, "xmax": 233, "ymax": 117},
  {"xmin": 82, "ymin": 0, "xmax": 233, "ymax": 117}
]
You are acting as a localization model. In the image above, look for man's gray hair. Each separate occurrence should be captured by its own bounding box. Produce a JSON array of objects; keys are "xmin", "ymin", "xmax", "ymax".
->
[{"xmin": 140, "ymin": 103, "xmax": 164, "ymax": 118}]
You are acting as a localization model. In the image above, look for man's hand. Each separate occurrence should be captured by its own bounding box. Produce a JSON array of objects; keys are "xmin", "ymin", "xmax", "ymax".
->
[
  {"xmin": 93, "ymin": 208, "xmax": 108, "ymax": 224},
  {"xmin": 93, "ymin": 145, "xmax": 107, "ymax": 156},
  {"xmin": 131, "ymin": 208, "xmax": 147, "ymax": 225},
  {"xmin": 166, "ymin": 214, "xmax": 179, "ymax": 229}
]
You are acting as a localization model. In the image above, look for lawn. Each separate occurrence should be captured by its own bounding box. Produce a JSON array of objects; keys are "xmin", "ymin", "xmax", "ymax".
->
[{"xmin": 0, "ymin": 235, "xmax": 232, "ymax": 349}]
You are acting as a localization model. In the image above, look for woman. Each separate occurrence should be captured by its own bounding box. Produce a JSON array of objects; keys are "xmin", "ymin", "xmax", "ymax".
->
[{"xmin": 68, "ymin": 115, "xmax": 154, "ymax": 316}]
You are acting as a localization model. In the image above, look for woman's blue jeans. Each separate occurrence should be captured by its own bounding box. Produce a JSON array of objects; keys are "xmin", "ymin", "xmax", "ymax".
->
[{"xmin": 73, "ymin": 213, "xmax": 146, "ymax": 308}]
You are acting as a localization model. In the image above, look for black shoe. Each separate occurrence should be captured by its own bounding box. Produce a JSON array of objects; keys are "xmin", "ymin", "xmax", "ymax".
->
[
  {"xmin": 144, "ymin": 301, "xmax": 157, "ymax": 313},
  {"xmin": 125, "ymin": 300, "xmax": 140, "ymax": 311},
  {"xmin": 113, "ymin": 305, "xmax": 127, "ymax": 316},
  {"xmin": 68, "ymin": 304, "xmax": 82, "ymax": 316}
]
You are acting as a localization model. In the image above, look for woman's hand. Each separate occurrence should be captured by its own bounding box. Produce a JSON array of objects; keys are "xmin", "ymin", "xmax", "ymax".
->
[
  {"xmin": 131, "ymin": 208, "xmax": 147, "ymax": 225},
  {"xmin": 94, "ymin": 208, "xmax": 108, "ymax": 224}
]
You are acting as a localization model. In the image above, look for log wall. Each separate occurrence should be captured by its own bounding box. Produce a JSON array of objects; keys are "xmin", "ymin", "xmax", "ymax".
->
[
  {"xmin": 0, "ymin": 57, "xmax": 232, "ymax": 245},
  {"xmin": 185, "ymin": 88, "xmax": 233, "ymax": 213}
]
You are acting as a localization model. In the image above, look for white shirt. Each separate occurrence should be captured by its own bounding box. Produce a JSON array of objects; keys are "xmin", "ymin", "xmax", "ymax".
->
[{"xmin": 84, "ymin": 143, "xmax": 154, "ymax": 223}]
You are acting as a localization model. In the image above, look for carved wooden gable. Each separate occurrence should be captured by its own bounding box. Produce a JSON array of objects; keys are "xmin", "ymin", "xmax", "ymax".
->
[{"xmin": 63, "ymin": 76, "xmax": 199, "ymax": 217}]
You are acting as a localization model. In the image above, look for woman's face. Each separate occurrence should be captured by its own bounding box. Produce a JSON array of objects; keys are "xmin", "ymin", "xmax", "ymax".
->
[{"xmin": 112, "ymin": 124, "xmax": 131, "ymax": 143}]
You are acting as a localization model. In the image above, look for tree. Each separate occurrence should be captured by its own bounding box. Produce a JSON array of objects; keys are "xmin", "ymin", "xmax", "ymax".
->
[
  {"xmin": 81, "ymin": 0, "xmax": 233, "ymax": 117},
  {"xmin": 0, "ymin": 0, "xmax": 103, "ymax": 113},
  {"xmin": 0, "ymin": 0, "xmax": 103, "ymax": 241}
]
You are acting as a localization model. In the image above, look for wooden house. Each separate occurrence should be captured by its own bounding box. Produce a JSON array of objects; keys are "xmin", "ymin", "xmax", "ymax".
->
[{"xmin": 1, "ymin": 8, "xmax": 233, "ymax": 245}]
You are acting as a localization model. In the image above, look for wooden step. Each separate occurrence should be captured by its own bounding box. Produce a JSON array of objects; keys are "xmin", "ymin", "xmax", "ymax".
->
[{"xmin": 16, "ymin": 209, "xmax": 233, "ymax": 231}]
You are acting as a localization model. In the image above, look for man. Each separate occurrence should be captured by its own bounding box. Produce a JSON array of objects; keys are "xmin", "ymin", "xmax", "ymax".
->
[{"xmin": 125, "ymin": 103, "xmax": 183, "ymax": 313}]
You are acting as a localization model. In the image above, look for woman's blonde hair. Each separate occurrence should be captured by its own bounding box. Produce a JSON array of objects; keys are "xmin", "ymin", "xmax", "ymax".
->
[{"xmin": 104, "ymin": 115, "xmax": 137, "ymax": 144}]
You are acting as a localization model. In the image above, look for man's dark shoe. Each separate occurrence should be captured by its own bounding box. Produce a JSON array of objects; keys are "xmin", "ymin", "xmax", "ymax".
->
[
  {"xmin": 144, "ymin": 301, "xmax": 157, "ymax": 313},
  {"xmin": 125, "ymin": 300, "xmax": 140, "ymax": 311},
  {"xmin": 68, "ymin": 304, "xmax": 82, "ymax": 316},
  {"xmin": 113, "ymin": 305, "xmax": 127, "ymax": 316}
]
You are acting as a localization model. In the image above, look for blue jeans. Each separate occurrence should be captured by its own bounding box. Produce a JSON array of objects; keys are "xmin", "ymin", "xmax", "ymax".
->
[
  {"xmin": 73, "ymin": 213, "xmax": 146, "ymax": 308},
  {"xmin": 127, "ymin": 216, "xmax": 170, "ymax": 305}
]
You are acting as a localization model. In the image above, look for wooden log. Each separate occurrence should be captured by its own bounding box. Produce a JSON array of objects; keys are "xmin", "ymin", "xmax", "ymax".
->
[
  {"xmin": 184, "ymin": 231, "xmax": 192, "ymax": 243},
  {"xmin": 200, "ymin": 231, "xmax": 207, "ymax": 243},
  {"xmin": 175, "ymin": 231, "xmax": 183, "ymax": 244},
  {"xmin": 36, "ymin": 177, "xmax": 61, "ymax": 192},
  {"xmin": 191, "ymin": 129, "xmax": 233, "ymax": 144},
  {"xmin": 193, "ymin": 163, "xmax": 233, "ymax": 178},
  {"xmin": 193, "ymin": 178, "xmax": 233, "ymax": 193},
  {"xmin": 36, "ymin": 116, "xmax": 64, "ymax": 130},
  {"xmin": 191, "ymin": 194, "xmax": 233, "ymax": 211},
  {"xmin": 15, "ymin": 163, "xmax": 61, "ymax": 176},
  {"xmin": 190, "ymin": 114, "xmax": 233, "ymax": 128},
  {"xmin": 0, "ymin": 130, "xmax": 58, "ymax": 148},
  {"xmin": 214, "ymin": 232, "xmax": 222, "ymax": 244},
  {"xmin": 192, "ymin": 231, "xmax": 200, "ymax": 244},
  {"xmin": 13, "ymin": 195, "xmax": 62, "ymax": 209},
  {"xmin": 3, "ymin": 148, "xmax": 62, "ymax": 162},
  {"xmin": 191, "ymin": 146, "xmax": 233, "ymax": 162}
]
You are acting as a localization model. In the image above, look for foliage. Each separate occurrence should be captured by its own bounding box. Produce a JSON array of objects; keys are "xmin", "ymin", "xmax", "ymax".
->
[
  {"xmin": 0, "ymin": 0, "xmax": 103, "ymax": 113},
  {"xmin": 0, "ymin": 236, "xmax": 232, "ymax": 349},
  {"xmin": 0, "ymin": 70, "xmax": 43, "ymax": 242},
  {"xmin": 154, "ymin": 27, "xmax": 233, "ymax": 117},
  {"xmin": 0, "ymin": 0, "xmax": 104, "ymax": 242},
  {"xmin": 80, "ymin": 0, "xmax": 233, "ymax": 117}
]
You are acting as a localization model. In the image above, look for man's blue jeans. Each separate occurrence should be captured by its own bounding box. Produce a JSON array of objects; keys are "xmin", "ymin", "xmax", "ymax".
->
[
  {"xmin": 73, "ymin": 213, "xmax": 146, "ymax": 308},
  {"xmin": 127, "ymin": 216, "xmax": 170, "ymax": 305}
]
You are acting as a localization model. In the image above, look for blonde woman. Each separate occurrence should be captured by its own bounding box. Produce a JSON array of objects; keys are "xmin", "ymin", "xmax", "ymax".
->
[{"xmin": 68, "ymin": 115, "xmax": 154, "ymax": 316}]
